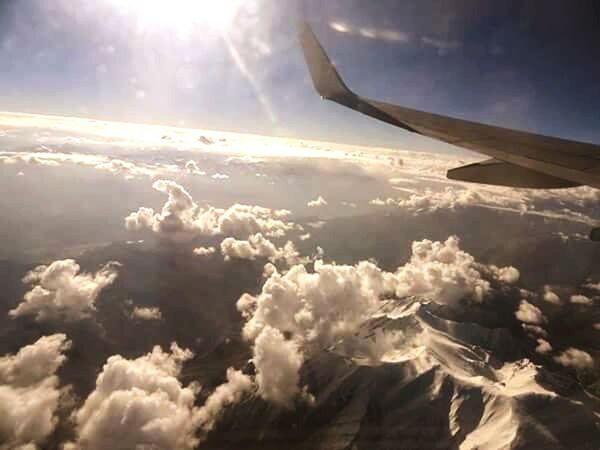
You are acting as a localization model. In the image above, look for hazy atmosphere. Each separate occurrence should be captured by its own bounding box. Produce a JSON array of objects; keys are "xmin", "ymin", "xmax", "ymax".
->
[{"xmin": 1, "ymin": 1, "xmax": 600, "ymax": 449}]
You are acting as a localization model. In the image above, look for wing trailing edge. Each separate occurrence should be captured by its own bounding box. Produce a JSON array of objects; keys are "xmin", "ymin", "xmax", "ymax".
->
[{"xmin": 448, "ymin": 159, "xmax": 581, "ymax": 188}]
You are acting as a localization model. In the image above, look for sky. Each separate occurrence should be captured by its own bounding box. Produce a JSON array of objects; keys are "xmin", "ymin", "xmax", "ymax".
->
[{"xmin": 1, "ymin": 0, "xmax": 600, "ymax": 149}]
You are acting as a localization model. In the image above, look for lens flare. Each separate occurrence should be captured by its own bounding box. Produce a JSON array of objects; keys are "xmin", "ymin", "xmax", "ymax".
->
[{"xmin": 114, "ymin": 0, "xmax": 241, "ymax": 32}]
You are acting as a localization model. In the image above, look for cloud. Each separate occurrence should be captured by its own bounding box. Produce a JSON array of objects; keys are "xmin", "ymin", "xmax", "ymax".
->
[
  {"xmin": 221, "ymin": 233, "xmax": 279, "ymax": 261},
  {"xmin": 237, "ymin": 259, "xmax": 394, "ymax": 407},
  {"xmin": 68, "ymin": 343, "xmax": 200, "ymax": 450},
  {"xmin": 0, "ymin": 334, "xmax": 71, "ymax": 450},
  {"xmin": 0, "ymin": 151, "xmax": 176, "ymax": 179},
  {"xmin": 307, "ymin": 196, "xmax": 327, "ymax": 208},
  {"xmin": 299, "ymin": 233, "xmax": 311, "ymax": 241},
  {"xmin": 395, "ymin": 236, "xmax": 518, "ymax": 305},
  {"xmin": 0, "ymin": 334, "xmax": 70, "ymax": 389},
  {"xmin": 125, "ymin": 180, "xmax": 294, "ymax": 239},
  {"xmin": 193, "ymin": 246, "xmax": 216, "ymax": 256},
  {"xmin": 570, "ymin": 294, "xmax": 593, "ymax": 305},
  {"xmin": 193, "ymin": 368, "xmax": 253, "ymax": 434},
  {"xmin": 251, "ymin": 326, "xmax": 305, "ymax": 408},
  {"xmin": 93, "ymin": 158, "xmax": 154, "ymax": 179},
  {"xmin": 306, "ymin": 220, "xmax": 326, "ymax": 229},
  {"xmin": 124, "ymin": 206, "xmax": 156, "ymax": 231},
  {"xmin": 67, "ymin": 342, "xmax": 256, "ymax": 449},
  {"xmin": 489, "ymin": 265, "xmax": 520, "ymax": 284},
  {"xmin": 515, "ymin": 300, "xmax": 545, "ymax": 325},
  {"xmin": 370, "ymin": 187, "xmax": 526, "ymax": 214},
  {"xmin": 0, "ymin": 153, "xmax": 60, "ymax": 167},
  {"xmin": 211, "ymin": 173, "xmax": 230, "ymax": 180},
  {"xmin": 9, "ymin": 259, "xmax": 120, "ymax": 322},
  {"xmin": 131, "ymin": 306, "xmax": 162, "ymax": 320},
  {"xmin": 236, "ymin": 236, "xmax": 518, "ymax": 407},
  {"xmin": 369, "ymin": 180, "xmax": 600, "ymax": 227},
  {"xmin": 185, "ymin": 160, "xmax": 205, "ymax": 175},
  {"xmin": 542, "ymin": 287, "xmax": 561, "ymax": 304},
  {"xmin": 220, "ymin": 234, "xmax": 305, "ymax": 266},
  {"xmin": 369, "ymin": 197, "xmax": 390, "ymax": 206},
  {"xmin": 583, "ymin": 281, "xmax": 600, "ymax": 292},
  {"xmin": 523, "ymin": 324, "xmax": 548, "ymax": 338},
  {"xmin": 553, "ymin": 348, "xmax": 594, "ymax": 369},
  {"xmin": 535, "ymin": 338, "xmax": 553, "ymax": 354}
]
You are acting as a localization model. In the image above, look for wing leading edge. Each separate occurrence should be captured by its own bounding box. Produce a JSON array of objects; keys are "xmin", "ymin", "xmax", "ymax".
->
[{"xmin": 298, "ymin": 23, "xmax": 600, "ymax": 190}]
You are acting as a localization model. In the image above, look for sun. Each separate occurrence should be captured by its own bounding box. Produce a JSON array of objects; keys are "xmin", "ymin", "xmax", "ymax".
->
[{"xmin": 114, "ymin": 0, "xmax": 241, "ymax": 32}]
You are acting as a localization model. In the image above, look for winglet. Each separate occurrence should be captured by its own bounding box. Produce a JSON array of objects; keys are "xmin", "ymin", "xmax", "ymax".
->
[
  {"xmin": 298, "ymin": 22, "xmax": 356, "ymax": 104},
  {"xmin": 298, "ymin": 22, "xmax": 420, "ymax": 132}
]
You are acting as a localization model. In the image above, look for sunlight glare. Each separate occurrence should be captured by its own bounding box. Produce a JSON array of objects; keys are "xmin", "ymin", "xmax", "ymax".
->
[{"xmin": 115, "ymin": 0, "xmax": 241, "ymax": 32}]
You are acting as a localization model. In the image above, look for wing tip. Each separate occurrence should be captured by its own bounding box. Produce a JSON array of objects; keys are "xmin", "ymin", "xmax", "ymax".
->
[{"xmin": 298, "ymin": 22, "xmax": 354, "ymax": 102}]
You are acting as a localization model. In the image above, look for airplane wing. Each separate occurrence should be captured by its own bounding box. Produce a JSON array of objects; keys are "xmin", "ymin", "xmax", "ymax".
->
[{"xmin": 298, "ymin": 23, "xmax": 600, "ymax": 191}]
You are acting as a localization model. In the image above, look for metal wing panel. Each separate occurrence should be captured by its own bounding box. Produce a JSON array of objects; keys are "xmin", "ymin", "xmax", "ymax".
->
[
  {"xmin": 368, "ymin": 99, "xmax": 600, "ymax": 170},
  {"xmin": 298, "ymin": 22, "xmax": 600, "ymax": 189},
  {"xmin": 447, "ymin": 158, "xmax": 581, "ymax": 188}
]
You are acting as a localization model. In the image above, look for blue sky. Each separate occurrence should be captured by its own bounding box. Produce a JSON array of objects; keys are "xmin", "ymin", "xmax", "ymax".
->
[{"xmin": 1, "ymin": 0, "xmax": 600, "ymax": 150}]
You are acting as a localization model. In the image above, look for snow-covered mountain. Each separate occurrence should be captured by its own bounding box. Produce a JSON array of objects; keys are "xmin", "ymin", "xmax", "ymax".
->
[{"xmin": 204, "ymin": 300, "xmax": 600, "ymax": 449}]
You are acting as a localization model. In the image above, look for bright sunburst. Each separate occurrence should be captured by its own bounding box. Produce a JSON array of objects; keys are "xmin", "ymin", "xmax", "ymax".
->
[{"xmin": 114, "ymin": 0, "xmax": 241, "ymax": 32}]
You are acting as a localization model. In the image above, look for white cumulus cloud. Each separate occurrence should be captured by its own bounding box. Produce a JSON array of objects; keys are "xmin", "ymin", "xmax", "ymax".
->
[
  {"xmin": 220, "ymin": 234, "xmax": 305, "ymax": 266},
  {"xmin": 125, "ymin": 180, "xmax": 294, "ymax": 239},
  {"xmin": 185, "ymin": 160, "xmax": 205, "ymax": 175},
  {"xmin": 489, "ymin": 265, "xmax": 520, "ymax": 284},
  {"xmin": 542, "ymin": 287, "xmax": 561, "ymax": 304},
  {"xmin": 67, "ymin": 343, "xmax": 199, "ymax": 450},
  {"xmin": 515, "ymin": 300, "xmax": 545, "ymax": 325},
  {"xmin": 193, "ymin": 246, "xmax": 216, "ymax": 256},
  {"xmin": 0, "ymin": 151, "xmax": 176, "ymax": 179},
  {"xmin": 131, "ymin": 306, "xmax": 162, "ymax": 320},
  {"xmin": 570, "ymin": 294, "xmax": 593, "ymax": 305},
  {"xmin": 236, "ymin": 236, "xmax": 518, "ymax": 407},
  {"xmin": 535, "ymin": 338, "xmax": 553, "ymax": 354},
  {"xmin": 395, "ymin": 236, "xmax": 518, "ymax": 304},
  {"xmin": 251, "ymin": 326, "xmax": 305, "ymax": 407},
  {"xmin": 193, "ymin": 368, "xmax": 253, "ymax": 435},
  {"xmin": 0, "ymin": 334, "xmax": 71, "ymax": 450},
  {"xmin": 9, "ymin": 259, "xmax": 120, "ymax": 322},
  {"xmin": 307, "ymin": 196, "xmax": 327, "ymax": 208},
  {"xmin": 554, "ymin": 348, "xmax": 594, "ymax": 369},
  {"xmin": 67, "ymin": 343, "xmax": 254, "ymax": 449},
  {"xmin": 369, "ymin": 187, "xmax": 526, "ymax": 214}
]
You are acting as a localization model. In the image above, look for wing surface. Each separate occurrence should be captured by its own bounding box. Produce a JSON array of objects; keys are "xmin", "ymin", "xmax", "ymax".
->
[{"xmin": 299, "ymin": 23, "xmax": 600, "ymax": 189}]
